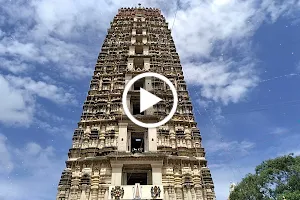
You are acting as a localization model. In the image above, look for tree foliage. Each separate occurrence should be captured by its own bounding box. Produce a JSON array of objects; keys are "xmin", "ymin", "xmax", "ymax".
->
[{"xmin": 229, "ymin": 154, "xmax": 300, "ymax": 200}]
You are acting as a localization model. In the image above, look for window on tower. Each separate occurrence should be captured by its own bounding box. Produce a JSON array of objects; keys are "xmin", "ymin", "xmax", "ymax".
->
[
  {"xmin": 133, "ymin": 102, "xmax": 144, "ymax": 115},
  {"xmin": 122, "ymin": 164, "xmax": 151, "ymax": 185},
  {"xmin": 136, "ymin": 35, "xmax": 143, "ymax": 43},
  {"xmin": 133, "ymin": 78, "xmax": 144, "ymax": 90},
  {"xmin": 130, "ymin": 132, "xmax": 145, "ymax": 154},
  {"xmin": 131, "ymin": 138, "xmax": 144, "ymax": 153},
  {"xmin": 134, "ymin": 57, "xmax": 144, "ymax": 69},
  {"xmin": 135, "ymin": 45, "xmax": 143, "ymax": 55},
  {"xmin": 127, "ymin": 173, "xmax": 147, "ymax": 185},
  {"xmin": 136, "ymin": 28, "xmax": 142, "ymax": 34}
]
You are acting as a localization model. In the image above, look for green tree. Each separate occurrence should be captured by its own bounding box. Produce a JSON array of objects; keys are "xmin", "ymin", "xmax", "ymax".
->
[{"xmin": 229, "ymin": 154, "xmax": 300, "ymax": 200}]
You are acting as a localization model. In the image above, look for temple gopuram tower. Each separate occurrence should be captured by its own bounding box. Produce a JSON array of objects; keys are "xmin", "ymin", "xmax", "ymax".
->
[{"xmin": 56, "ymin": 5, "xmax": 215, "ymax": 200}]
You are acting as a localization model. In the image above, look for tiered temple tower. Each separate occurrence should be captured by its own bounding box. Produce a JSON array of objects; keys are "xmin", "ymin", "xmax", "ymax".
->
[{"xmin": 56, "ymin": 6, "xmax": 215, "ymax": 200}]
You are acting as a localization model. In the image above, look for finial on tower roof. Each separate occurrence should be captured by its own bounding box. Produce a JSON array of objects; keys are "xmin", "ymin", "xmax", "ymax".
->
[{"xmin": 138, "ymin": 3, "xmax": 141, "ymax": 8}]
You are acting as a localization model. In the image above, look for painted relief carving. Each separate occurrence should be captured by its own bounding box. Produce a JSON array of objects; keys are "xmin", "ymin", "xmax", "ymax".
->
[
  {"xmin": 151, "ymin": 186, "xmax": 161, "ymax": 199},
  {"xmin": 111, "ymin": 186, "xmax": 124, "ymax": 200}
]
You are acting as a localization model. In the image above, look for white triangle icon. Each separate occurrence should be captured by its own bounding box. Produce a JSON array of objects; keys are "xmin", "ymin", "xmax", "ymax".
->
[{"xmin": 140, "ymin": 88, "xmax": 162, "ymax": 113}]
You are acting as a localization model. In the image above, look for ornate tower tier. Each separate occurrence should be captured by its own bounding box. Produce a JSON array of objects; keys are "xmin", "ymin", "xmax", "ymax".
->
[{"xmin": 56, "ymin": 6, "xmax": 215, "ymax": 200}]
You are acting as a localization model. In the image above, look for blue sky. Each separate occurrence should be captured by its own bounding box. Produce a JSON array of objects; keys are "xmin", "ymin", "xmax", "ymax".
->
[{"xmin": 0, "ymin": 0, "xmax": 300, "ymax": 199}]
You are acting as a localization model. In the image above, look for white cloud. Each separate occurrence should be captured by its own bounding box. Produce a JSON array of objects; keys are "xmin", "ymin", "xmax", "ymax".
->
[
  {"xmin": 0, "ymin": 135, "xmax": 65, "ymax": 200},
  {"xmin": 184, "ymin": 60, "xmax": 259, "ymax": 104},
  {"xmin": 31, "ymin": 0, "xmax": 113, "ymax": 38},
  {"xmin": 1, "ymin": 0, "xmax": 299, "ymax": 104},
  {"xmin": 0, "ymin": 58, "xmax": 31, "ymax": 74},
  {"xmin": 170, "ymin": 0, "xmax": 299, "ymax": 104},
  {"xmin": 0, "ymin": 35, "xmax": 94, "ymax": 79},
  {"xmin": 197, "ymin": 99, "xmax": 212, "ymax": 108},
  {"xmin": 270, "ymin": 127, "xmax": 289, "ymax": 135},
  {"xmin": 170, "ymin": 0, "xmax": 299, "ymax": 60},
  {"xmin": 0, "ymin": 0, "xmax": 99, "ymax": 79},
  {"xmin": 0, "ymin": 29, "xmax": 4, "ymax": 38},
  {"xmin": 0, "ymin": 75, "xmax": 34, "ymax": 125},
  {"xmin": 35, "ymin": 107, "xmax": 66, "ymax": 123},
  {"xmin": 34, "ymin": 119, "xmax": 74, "ymax": 139},
  {"xmin": 0, "ymin": 39, "xmax": 47, "ymax": 63},
  {"xmin": 0, "ymin": 134, "xmax": 14, "ymax": 174},
  {"xmin": 205, "ymin": 138, "xmax": 255, "ymax": 156},
  {"xmin": 194, "ymin": 103, "xmax": 226, "ymax": 126},
  {"xmin": 38, "ymin": 38, "xmax": 94, "ymax": 79},
  {"xmin": 0, "ymin": 74, "xmax": 76, "ymax": 125},
  {"xmin": 5, "ymin": 75, "xmax": 77, "ymax": 105},
  {"xmin": 171, "ymin": 0, "xmax": 256, "ymax": 60},
  {"xmin": 260, "ymin": 0, "xmax": 300, "ymax": 23}
]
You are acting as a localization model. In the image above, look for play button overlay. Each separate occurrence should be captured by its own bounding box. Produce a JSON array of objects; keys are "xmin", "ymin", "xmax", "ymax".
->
[
  {"xmin": 122, "ymin": 72, "xmax": 178, "ymax": 128},
  {"xmin": 140, "ymin": 88, "xmax": 162, "ymax": 113}
]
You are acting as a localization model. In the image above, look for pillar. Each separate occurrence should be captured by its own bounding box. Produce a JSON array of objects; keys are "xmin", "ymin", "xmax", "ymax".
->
[
  {"xmin": 65, "ymin": 189, "xmax": 70, "ymax": 200},
  {"xmin": 145, "ymin": 77, "xmax": 154, "ymax": 115},
  {"xmin": 132, "ymin": 29, "xmax": 136, "ymax": 35},
  {"xmin": 126, "ymin": 94, "xmax": 132, "ymax": 114},
  {"xmin": 172, "ymin": 187, "xmax": 177, "ymax": 200},
  {"xmin": 142, "ymin": 36, "xmax": 147, "ymax": 44},
  {"xmin": 151, "ymin": 162, "xmax": 162, "ymax": 185},
  {"xmin": 127, "ymin": 58, "xmax": 134, "ymax": 70},
  {"xmin": 164, "ymin": 188, "xmax": 170, "ymax": 200},
  {"xmin": 144, "ymin": 58, "xmax": 150, "ymax": 70},
  {"xmin": 111, "ymin": 163, "xmax": 123, "ymax": 185},
  {"xmin": 125, "ymin": 74, "xmax": 132, "ymax": 85},
  {"xmin": 129, "ymin": 46, "xmax": 135, "ymax": 55},
  {"xmin": 104, "ymin": 188, "xmax": 109, "ymax": 200},
  {"xmin": 183, "ymin": 188, "xmax": 187, "ymax": 200},
  {"xmin": 89, "ymin": 188, "xmax": 98, "ymax": 200},
  {"xmin": 128, "ymin": 132, "xmax": 131, "ymax": 152},
  {"xmin": 143, "ymin": 46, "xmax": 149, "ymax": 55},
  {"xmin": 80, "ymin": 186, "xmax": 87, "ymax": 200},
  {"xmin": 145, "ymin": 77, "xmax": 152, "ymax": 90},
  {"xmin": 117, "ymin": 123, "xmax": 128, "ymax": 152},
  {"xmin": 142, "ymin": 29, "xmax": 146, "ymax": 35},
  {"xmin": 131, "ymin": 37, "xmax": 136, "ymax": 44},
  {"xmin": 97, "ymin": 188, "xmax": 103, "ymax": 200},
  {"xmin": 187, "ymin": 187, "xmax": 192, "ymax": 200},
  {"xmin": 168, "ymin": 187, "xmax": 174, "ymax": 200},
  {"xmin": 144, "ymin": 132, "xmax": 149, "ymax": 152},
  {"xmin": 195, "ymin": 188, "xmax": 204, "ymax": 200},
  {"xmin": 148, "ymin": 128, "xmax": 157, "ymax": 152},
  {"xmin": 176, "ymin": 188, "xmax": 183, "ymax": 200}
]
